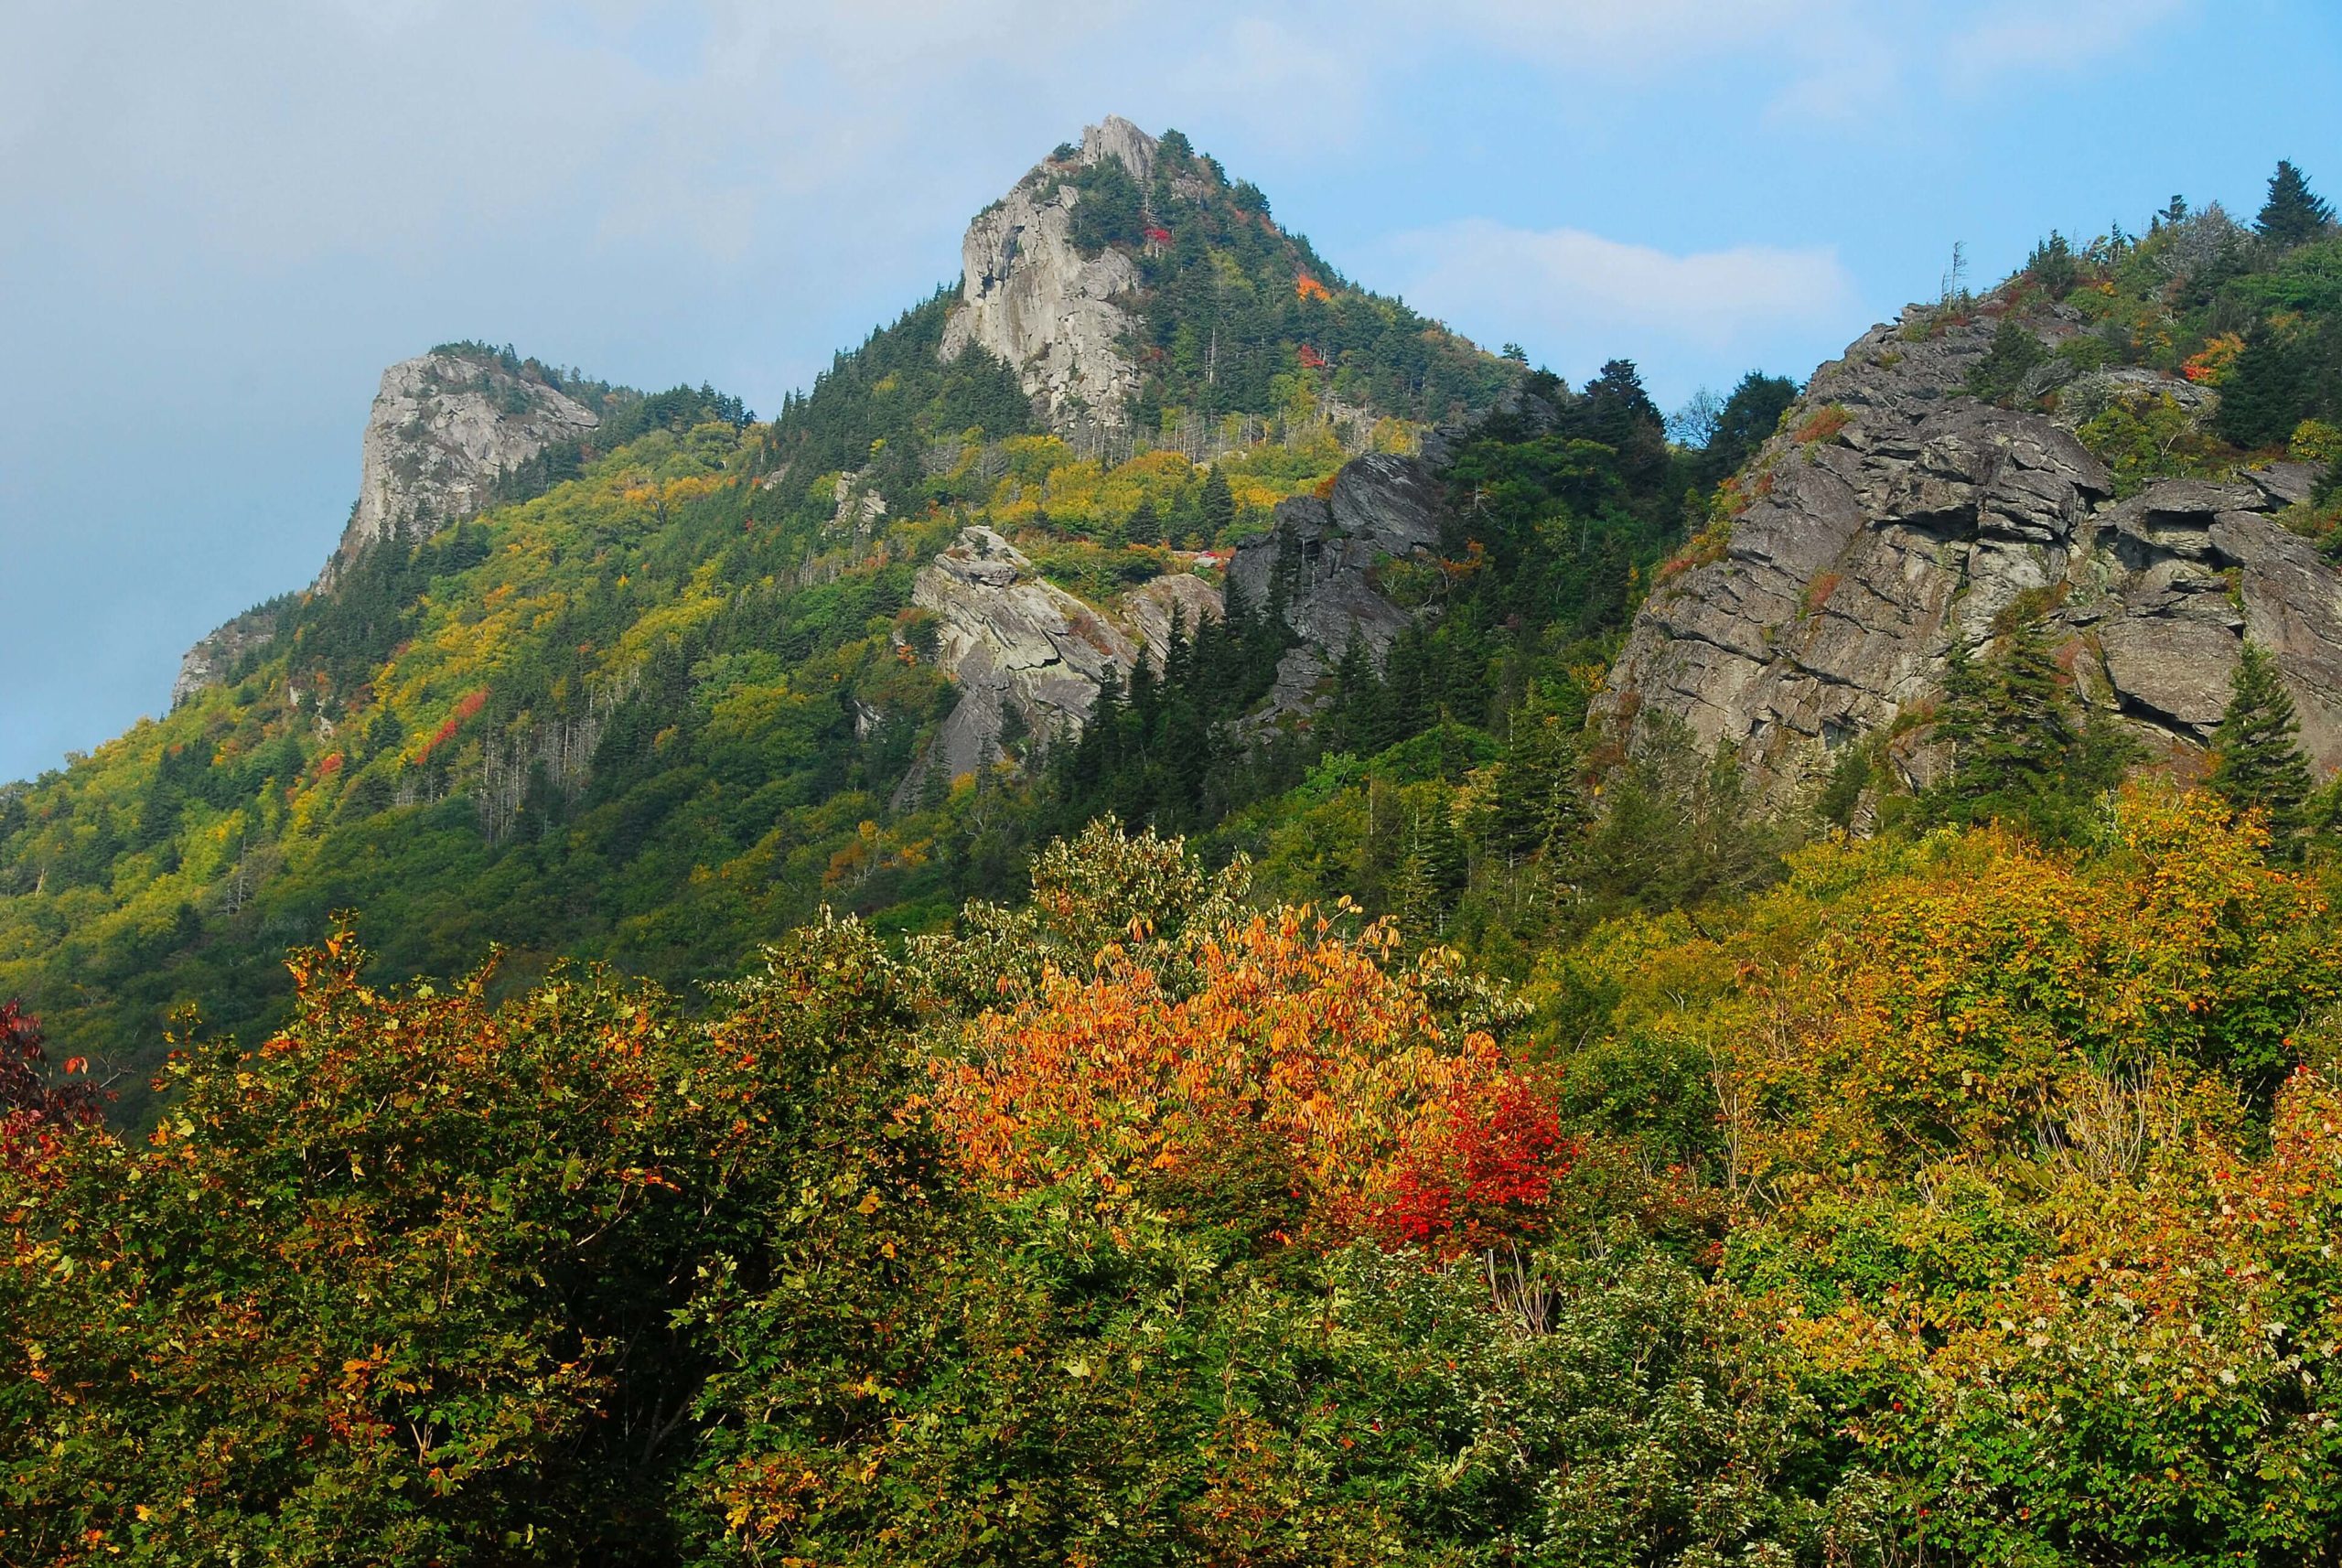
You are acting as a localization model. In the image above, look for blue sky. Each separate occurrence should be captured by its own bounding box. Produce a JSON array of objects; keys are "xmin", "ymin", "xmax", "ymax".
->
[{"xmin": 3, "ymin": 0, "xmax": 2337, "ymax": 784}]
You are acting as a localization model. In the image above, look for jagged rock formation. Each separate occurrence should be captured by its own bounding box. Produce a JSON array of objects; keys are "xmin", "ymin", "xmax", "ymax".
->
[
  {"xmin": 330, "ymin": 350, "xmax": 600, "ymax": 579},
  {"xmin": 170, "ymin": 604, "xmax": 281, "ymax": 711},
  {"xmin": 1123, "ymin": 572, "xmax": 1225, "ymax": 663},
  {"xmin": 899, "ymin": 526, "xmax": 1238, "ymax": 800},
  {"xmin": 1601, "ymin": 310, "xmax": 2342, "ymax": 798},
  {"xmin": 939, "ymin": 118, "xmax": 1155, "ymax": 435},
  {"xmin": 172, "ymin": 349, "xmax": 600, "ymax": 709},
  {"xmin": 1230, "ymin": 451, "xmax": 1447, "ymax": 715},
  {"xmin": 902, "ymin": 527, "xmax": 1140, "ymax": 795}
]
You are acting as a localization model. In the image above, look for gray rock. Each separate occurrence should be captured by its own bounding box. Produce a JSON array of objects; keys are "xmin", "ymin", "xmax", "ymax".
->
[
  {"xmin": 169, "ymin": 604, "xmax": 279, "ymax": 711},
  {"xmin": 172, "ymin": 347, "xmax": 601, "ymax": 707},
  {"xmin": 898, "ymin": 526, "xmax": 1141, "ymax": 801},
  {"xmin": 1601, "ymin": 307, "xmax": 2342, "ymax": 795},
  {"xmin": 325, "ymin": 349, "xmax": 598, "ymax": 583},
  {"xmin": 1222, "ymin": 451, "xmax": 1447, "ymax": 721},
  {"xmin": 939, "ymin": 118, "xmax": 1157, "ymax": 436},
  {"xmin": 1121, "ymin": 571, "xmax": 1224, "ymax": 666}
]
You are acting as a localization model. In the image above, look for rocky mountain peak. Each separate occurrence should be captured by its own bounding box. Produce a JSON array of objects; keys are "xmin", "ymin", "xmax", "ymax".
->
[
  {"xmin": 325, "ymin": 348, "xmax": 600, "ymax": 585},
  {"xmin": 173, "ymin": 346, "xmax": 600, "ymax": 709},
  {"xmin": 938, "ymin": 117, "xmax": 1162, "ymax": 437}
]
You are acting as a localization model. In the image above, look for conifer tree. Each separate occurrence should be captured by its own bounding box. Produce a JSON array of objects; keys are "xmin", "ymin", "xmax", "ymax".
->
[
  {"xmin": 1198, "ymin": 467, "xmax": 1235, "ymax": 540},
  {"xmin": 2256, "ymin": 160, "xmax": 2335, "ymax": 248},
  {"xmin": 2208, "ymin": 640, "xmax": 2315, "ymax": 850},
  {"xmin": 1126, "ymin": 499, "xmax": 1160, "ymax": 546},
  {"xmin": 1924, "ymin": 621, "xmax": 2136, "ymax": 842}
]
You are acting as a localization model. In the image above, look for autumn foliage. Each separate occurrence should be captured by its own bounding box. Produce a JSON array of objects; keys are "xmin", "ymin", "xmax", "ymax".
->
[{"xmin": 921, "ymin": 908, "xmax": 1570, "ymax": 1249}]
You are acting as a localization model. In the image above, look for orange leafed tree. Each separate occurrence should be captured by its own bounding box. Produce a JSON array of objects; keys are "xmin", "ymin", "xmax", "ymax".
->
[{"xmin": 919, "ymin": 908, "xmax": 1564, "ymax": 1244}]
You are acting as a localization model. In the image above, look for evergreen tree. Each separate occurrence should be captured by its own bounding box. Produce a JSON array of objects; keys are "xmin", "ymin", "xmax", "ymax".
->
[
  {"xmin": 1923, "ymin": 622, "xmax": 2137, "ymax": 843},
  {"xmin": 2256, "ymin": 160, "xmax": 2335, "ymax": 249},
  {"xmin": 1966, "ymin": 321, "xmax": 2049, "ymax": 405},
  {"xmin": 1697, "ymin": 371, "xmax": 1799, "ymax": 488},
  {"xmin": 1198, "ymin": 467, "xmax": 1235, "ymax": 540},
  {"xmin": 1125, "ymin": 499, "xmax": 1160, "ymax": 546},
  {"xmin": 2208, "ymin": 641, "xmax": 2315, "ymax": 851}
]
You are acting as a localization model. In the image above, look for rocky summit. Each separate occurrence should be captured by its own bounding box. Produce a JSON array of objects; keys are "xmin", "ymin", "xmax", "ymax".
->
[
  {"xmin": 171, "ymin": 347, "xmax": 604, "ymax": 708},
  {"xmin": 940, "ymin": 117, "xmax": 1160, "ymax": 437}
]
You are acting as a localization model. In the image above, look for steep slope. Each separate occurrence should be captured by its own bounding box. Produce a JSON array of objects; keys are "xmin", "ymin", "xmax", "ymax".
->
[
  {"xmin": 0, "ymin": 119, "xmax": 1529, "ymax": 1109},
  {"xmin": 1604, "ymin": 215, "xmax": 2342, "ymax": 801},
  {"xmin": 171, "ymin": 346, "xmax": 645, "ymax": 708}
]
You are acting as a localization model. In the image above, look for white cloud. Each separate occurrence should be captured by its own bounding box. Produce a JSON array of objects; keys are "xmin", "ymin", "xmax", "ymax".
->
[
  {"xmin": 1170, "ymin": 16, "xmax": 1367, "ymax": 154},
  {"xmin": 1944, "ymin": 0, "xmax": 2190, "ymax": 83},
  {"xmin": 1380, "ymin": 219, "xmax": 1861, "ymax": 394}
]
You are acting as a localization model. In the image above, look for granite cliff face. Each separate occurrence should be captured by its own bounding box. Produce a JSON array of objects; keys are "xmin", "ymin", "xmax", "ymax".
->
[
  {"xmin": 1229, "ymin": 451, "xmax": 1447, "ymax": 714},
  {"xmin": 330, "ymin": 350, "xmax": 600, "ymax": 580},
  {"xmin": 938, "ymin": 117, "xmax": 1156, "ymax": 436},
  {"xmin": 1601, "ymin": 310, "xmax": 2342, "ymax": 798},
  {"xmin": 171, "ymin": 349, "xmax": 602, "ymax": 709}
]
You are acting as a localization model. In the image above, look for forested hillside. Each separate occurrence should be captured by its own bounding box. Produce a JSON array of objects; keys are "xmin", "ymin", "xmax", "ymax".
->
[{"xmin": 10, "ymin": 140, "xmax": 2342, "ymax": 1563}]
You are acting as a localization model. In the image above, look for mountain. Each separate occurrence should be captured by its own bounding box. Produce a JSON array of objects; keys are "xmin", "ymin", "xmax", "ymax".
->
[
  {"xmin": 0, "ymin": 119, "xmax": 1550, "ymax": 1113},
  {"xmin": 16, "ymin": 125, "xmax": 2342, "ymax": 1564}
]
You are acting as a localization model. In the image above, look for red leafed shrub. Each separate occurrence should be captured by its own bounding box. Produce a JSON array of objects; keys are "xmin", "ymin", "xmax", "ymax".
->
[
  {"xmin": 1296, "ymin": 343, "xmax": 1328, "ymax": 371},
  {"xmin": 414, "ymin": 689, "xmax": 491, "ymax": 763},
  {"xmin": 1371, "ymin": 1073, "xmax": 1576, "ymax": 1257},
  {"xmin": 1144, "ymin": 225, "xmax": 1173, "ymax": 245},
  {"xmin": 0, "ymin": 1001, "xmax": 104, "ymax": 1168}
]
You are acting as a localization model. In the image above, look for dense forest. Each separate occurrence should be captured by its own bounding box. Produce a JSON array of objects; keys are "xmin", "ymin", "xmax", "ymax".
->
[{"xmin": 8, "ymin": 158, "xmax": 2342, "ymax": 1561}]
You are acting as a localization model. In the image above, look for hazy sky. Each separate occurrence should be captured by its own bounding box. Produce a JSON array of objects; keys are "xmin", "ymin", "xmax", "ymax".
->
[{"xmin": 5, "ymin": 0, "xmax": 2337, "ymax": 783}]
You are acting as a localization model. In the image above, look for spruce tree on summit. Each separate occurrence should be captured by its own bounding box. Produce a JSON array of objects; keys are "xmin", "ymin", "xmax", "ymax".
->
[{"xmin": 2256, "ymin": 159, "xmax": 2334, "ymax": 248}]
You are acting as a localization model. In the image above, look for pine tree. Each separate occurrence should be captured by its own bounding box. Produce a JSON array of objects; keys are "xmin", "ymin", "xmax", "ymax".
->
[
  {"xmin": 2208, "ymin": 641, "xmax": 2315, "ymax": 850},
  {"xmin": 2256, "ymin": 160, "xmax": 2335, "ymax": 249},
  {"xmin": 1125, "ymin": 499, "xmax": 1160, "ymax": 546},
  {"xmin": 1198, "ymin": 467, "xmax": 1235, "ymax": 541},
  {"xmin": 1924, "ymin": 621, "xmax": 2136, "ymax": 842}
]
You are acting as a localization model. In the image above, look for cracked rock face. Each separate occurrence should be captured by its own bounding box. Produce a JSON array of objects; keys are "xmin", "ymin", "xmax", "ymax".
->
[
  {"xmin": 939, "ymin": 117, "xmax": 1155, "ymax": 435},
  {"xmin": 899, "ymin": 526, "xmax": 1233, "ymax": 800},
  {"xmin": 328, "ymin": 350, "xmax": 599, "ymax": 582},
  {"xmin": 905, "ymin": 526, "xmax": 1139, "ymax": 794},
  {"xmin": 1601, "ymin": 309, "xmax": 2342, "ymax": 799},
  {"xmin": 1121, "ymin": 572, "xmax": 1224, "ymax": 666},
  {"xmin": 170, "ymin": 605, "xmax": 280, "ymax": 712},
  {"xmin": 1230, "ymin": 451, "xmax": 1445, "ymax": 716}
]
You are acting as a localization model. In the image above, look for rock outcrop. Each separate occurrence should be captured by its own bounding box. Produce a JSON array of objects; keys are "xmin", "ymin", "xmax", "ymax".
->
[
  {"xmin": 899, "ymin": 525, "xmax": 1239, "ymax": 800},
  {"xmin": 1601, "ymin": 309, "xmax": 2342, "ymax": 799},
  {"xmin": 1123, "ymin": 572, "xmax": 1225, "ymax": 662},
  {"xmin": 169, "ymin": 604, "xmax": 282, "ymax": 711},
  {"xmin": 1230, "ymin": 451, "xmax": 1448, "ymax": 715},
  {"xmin": 903, "ymin": 527, "xmax": 1140, "ymax": 794},
  {"xmin": 939, "ymin": 118, "xmax": 1156, "ymax": 436},
  {"xmin": 327, "ymin": 349, "xmax": 599, "ymax": 582},
  {"xmin": 172, "ymin": 349, "xmax": 601, "ymax": 709}
]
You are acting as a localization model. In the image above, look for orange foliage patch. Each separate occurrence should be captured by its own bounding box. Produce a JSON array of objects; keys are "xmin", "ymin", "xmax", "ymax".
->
[
  {"xmin": 1794, "ymin": 405, "xmax": 1853, "ymax": 445},
  {"xmin": 918, "ymin": 910, "xmax": 1561, "ymax": 1246},
  {"xmin": 1294, "ymin": 274, "xmax": 1333, "ymax": 304}
]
